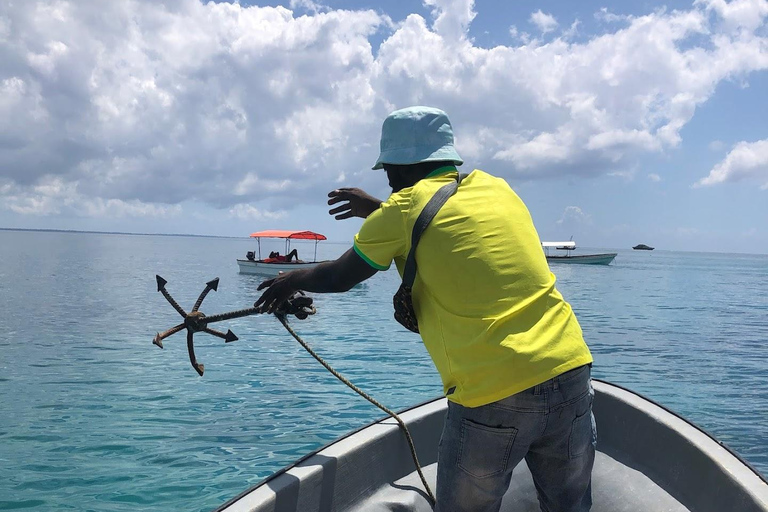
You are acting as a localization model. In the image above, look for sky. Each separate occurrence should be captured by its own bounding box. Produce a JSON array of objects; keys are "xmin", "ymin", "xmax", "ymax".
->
[{"xmin": 1, "ymin": 0, "xmax": 767, "ymax": 253}]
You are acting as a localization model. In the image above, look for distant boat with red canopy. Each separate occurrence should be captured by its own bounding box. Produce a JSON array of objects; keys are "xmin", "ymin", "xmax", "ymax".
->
[{"xmin": 237, "ymin": 230, "xmax": 329, "ymax": 276}]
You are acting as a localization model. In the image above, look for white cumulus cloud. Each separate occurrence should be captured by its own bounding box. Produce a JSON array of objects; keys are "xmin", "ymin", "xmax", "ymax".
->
[
  {"xmin": 0, "ymin": 0, "xmax": 767, "ymax": 221},
  {"xmin": 424, "ymin": 0, "xmax": 477, "ymax": 42},
  {"xmin": 229, "ymin": 204, "xmax": 287, "ymax": 221},
  {"xmin": 529, "ymin": 10, "xmax": 559, "ymax": 34},
  {"xmin": 557, "ymin": 206, "xmax": 592, "ymax": 225},
  {"xmin": 695, "ymin": 139, "xmax": 768, "ymax": 188},
  {"xmin": 595, "ymin": 8, "xmax": 632, "ymax": 24},
  {"xmin": 696, "ymin": 0, "xmax": 768, "ymax": 32}
]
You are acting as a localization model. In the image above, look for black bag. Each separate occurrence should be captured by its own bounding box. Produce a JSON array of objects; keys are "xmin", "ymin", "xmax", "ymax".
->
[
  {"xmin": 393, "ymin": 174, "xmax": 466, "ymax": 333},
  {"xmin": 393, "ymin": 284, "xmax": 418, "ymax": 332}
]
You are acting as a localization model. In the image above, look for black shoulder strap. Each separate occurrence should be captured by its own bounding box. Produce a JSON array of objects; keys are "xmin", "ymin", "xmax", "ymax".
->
[{"xmin": 402, "ymin": 173, "xmax": 467, "ymax": 286}]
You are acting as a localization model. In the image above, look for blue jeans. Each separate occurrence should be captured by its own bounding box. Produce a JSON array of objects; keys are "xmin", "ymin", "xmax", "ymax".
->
[{"xmin": 434, "ymin": 365, "xmax": 596, "ymax": 512}]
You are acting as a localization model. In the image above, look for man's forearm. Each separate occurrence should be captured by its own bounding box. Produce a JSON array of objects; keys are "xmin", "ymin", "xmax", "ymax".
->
[
  {"xmin": 287, "ymin": 247, "xmax": 377, "ymax": 293},
  {"xmin": 288, "ymin": 261, "xmax": 354, "ymax": 293}
]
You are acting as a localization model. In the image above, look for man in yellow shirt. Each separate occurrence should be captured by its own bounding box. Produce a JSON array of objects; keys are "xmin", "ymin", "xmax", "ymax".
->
[{"xmin": 255, "ymin": 106, "xmax": 596, "ymax": 512}]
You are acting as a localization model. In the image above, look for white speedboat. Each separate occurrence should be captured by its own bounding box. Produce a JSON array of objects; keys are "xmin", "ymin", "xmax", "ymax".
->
[
  {"xmin": 542, "ymin": 241, "xmax": 617, "ymax": 265},
  {"xmin": 237, "ymin": 230, "xmax": 329, "ymax": 276},
  {"xmin": 214, "ymin": 380, "xmax": 768, "ymax": 511}
]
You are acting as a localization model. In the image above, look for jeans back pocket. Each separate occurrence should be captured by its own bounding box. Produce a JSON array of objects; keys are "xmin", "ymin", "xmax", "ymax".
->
[
  {"xmin": 569, "ymin": 410, "xmax": 596, "ymax": 459},
  {"xmin": 458, "ymin": 419, "xmax": 518, "ymax": 479}
]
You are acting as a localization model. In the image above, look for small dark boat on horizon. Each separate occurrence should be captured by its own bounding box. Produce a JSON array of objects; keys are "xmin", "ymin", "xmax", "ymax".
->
[{"xmin": 633, "ymin": 244, "xmax": 654, "ymax": 250}]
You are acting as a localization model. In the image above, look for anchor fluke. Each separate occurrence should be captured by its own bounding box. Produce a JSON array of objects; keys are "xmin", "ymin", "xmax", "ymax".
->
[{"xmin": 156, "ymin": 275, "xmax": 168, "ymax": 292}]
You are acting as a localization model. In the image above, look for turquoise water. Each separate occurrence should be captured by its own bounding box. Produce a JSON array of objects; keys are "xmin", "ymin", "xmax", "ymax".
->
[{"xmin": 0, "ymin": 230, "xmax": 766, "ymax": 511}]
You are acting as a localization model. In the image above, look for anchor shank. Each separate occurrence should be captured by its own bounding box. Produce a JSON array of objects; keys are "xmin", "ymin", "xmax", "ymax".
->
[{"xmin": 202, "ymin": 307, "xmax": 260, "ymax": 324}]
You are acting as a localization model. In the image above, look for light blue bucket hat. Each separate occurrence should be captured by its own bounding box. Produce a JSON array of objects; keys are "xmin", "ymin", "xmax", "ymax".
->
[{"xmin": 372, "ymin": 106, "xmax": 463, "ymax": 170}]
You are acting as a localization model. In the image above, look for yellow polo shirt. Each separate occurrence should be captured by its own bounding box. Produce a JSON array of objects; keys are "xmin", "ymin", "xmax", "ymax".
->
[{"xmin": 353, "ymin": 168, "xmax": 592, "ymax": 407}]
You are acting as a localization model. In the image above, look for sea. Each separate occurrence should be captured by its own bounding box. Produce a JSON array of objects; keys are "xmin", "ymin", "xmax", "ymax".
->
[{"xmin": 0, "ymin": 229, "xmax": 766, "ymax": 511}]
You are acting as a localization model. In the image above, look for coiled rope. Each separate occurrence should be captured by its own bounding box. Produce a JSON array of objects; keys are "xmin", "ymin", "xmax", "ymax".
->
[{"xmin": 275, "ymin": 311, "xmax": 437, "ymax": 506}]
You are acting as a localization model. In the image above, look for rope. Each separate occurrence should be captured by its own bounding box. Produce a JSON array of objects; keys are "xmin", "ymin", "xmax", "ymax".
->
[{"xmin": 275, "ymin": 312, "xmax": 437, "ymax": 506}]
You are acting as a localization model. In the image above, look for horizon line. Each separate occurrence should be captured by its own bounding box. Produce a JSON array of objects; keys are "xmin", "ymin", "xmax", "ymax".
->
[
  {"xmin": 0, "ymin": 226, "xmax": 353, "ymax": 244},
  {"xmin": 2, "ymin": 227, "xmax": 766, "ymax": 256}
]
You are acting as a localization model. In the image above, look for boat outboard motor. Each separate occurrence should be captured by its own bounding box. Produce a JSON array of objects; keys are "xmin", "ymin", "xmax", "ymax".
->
[{"xmin": 246, "ymin": 251, "xmax": 256, "ymax": 261}]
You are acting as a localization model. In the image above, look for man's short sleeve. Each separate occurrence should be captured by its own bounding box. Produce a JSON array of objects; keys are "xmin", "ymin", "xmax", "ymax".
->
[{"xmin": 353, "ymin": 196, "xmax": 408, "ymax": 270}]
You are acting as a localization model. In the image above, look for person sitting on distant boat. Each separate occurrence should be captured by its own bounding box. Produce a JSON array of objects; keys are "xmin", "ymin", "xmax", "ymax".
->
[
  {"xmin": 255, "ymin": 106, "xmax": 595, "ymax": 512},
  {"xmin": 268, "ymin": 250, "xmax": 299, "ymax": 262}
]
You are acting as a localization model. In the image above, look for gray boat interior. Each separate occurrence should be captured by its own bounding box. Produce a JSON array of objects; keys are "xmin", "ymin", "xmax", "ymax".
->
[{"xmin": 217, "ymin": 380, "xmax": 768, "ymax": 512}]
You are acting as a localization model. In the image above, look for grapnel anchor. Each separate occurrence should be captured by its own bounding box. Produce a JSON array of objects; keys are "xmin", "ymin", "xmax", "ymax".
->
[{"xmin": 152, "ymin": 275, "xmax": 315, "ymax": 375}]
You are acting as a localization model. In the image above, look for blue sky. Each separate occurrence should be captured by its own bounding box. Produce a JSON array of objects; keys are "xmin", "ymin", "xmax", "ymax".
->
[{"xmin": 1, "ymin": 0, "xmax": 767, "ymax": 252}]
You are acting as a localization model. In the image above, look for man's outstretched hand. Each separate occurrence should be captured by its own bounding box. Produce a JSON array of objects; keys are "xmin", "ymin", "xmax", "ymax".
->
[
  {"xmin": 327, "ymin": 188, "xmax": 382, "ymax": 220},
  {"xmin": 255, "ymin": 271, "xmax": 301, "ymax": 314}
]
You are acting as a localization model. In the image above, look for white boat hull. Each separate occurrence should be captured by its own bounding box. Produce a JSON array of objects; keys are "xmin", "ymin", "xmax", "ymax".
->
[
  {"xmin": 547, "ymin": 253, "xmax": 617, "ymax": 265},
  {"xmin": 237, "ymin": 259, "xmax": 326, "ymax": 276},
  {"xmin": 215, "ymin": 380, "xmax": 768, "ymax": 512}
]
